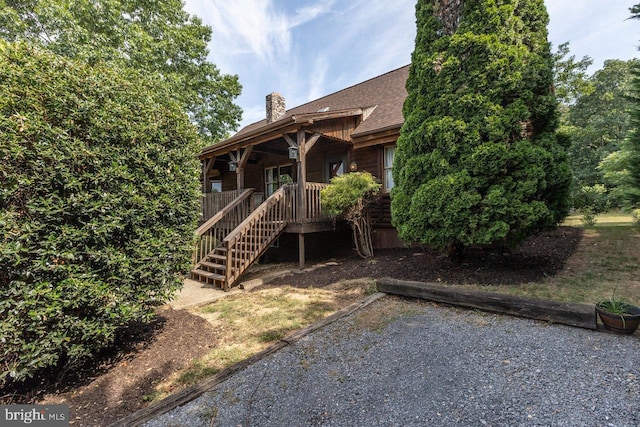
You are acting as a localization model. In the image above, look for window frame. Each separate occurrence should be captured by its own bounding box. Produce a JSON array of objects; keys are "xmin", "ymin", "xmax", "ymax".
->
[{"xmin": 383, "ymin": 145, "xmax": 395, "ymax": 192}]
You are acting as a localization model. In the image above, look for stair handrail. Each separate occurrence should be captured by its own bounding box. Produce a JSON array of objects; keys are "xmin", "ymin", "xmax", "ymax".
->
[
  {"xmin": 193, "ymin": 188, "xmax": 256, "ymax": 266},
  {"xmin": 222, "ymin": 185, "xmax": 292, "ymax": 287}
]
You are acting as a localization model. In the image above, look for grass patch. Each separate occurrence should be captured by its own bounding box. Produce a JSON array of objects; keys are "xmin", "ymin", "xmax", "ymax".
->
[
  {"xmin": 149, "ymin": 281, "xmax": 373, "ymax": 399},
  {"xmin": 475, "ymin": 212, "xmax": 640, "ymax": 306}
]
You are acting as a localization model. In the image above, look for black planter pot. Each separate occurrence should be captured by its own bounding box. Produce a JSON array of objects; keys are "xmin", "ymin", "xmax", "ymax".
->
[{"xmin": 595, "ymin": 304, "xmax": 640, "ymax": 334}]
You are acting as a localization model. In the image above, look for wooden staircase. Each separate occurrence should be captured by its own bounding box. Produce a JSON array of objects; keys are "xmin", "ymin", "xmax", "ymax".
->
[{"xmin": 191, "ymin": 185, "xmax": 293, "ymax": 290}]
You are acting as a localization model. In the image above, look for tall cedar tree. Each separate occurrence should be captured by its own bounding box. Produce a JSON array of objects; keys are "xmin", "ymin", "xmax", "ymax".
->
[{"xmin": 391, "ymin": 0, "xmax": 571, "ymax": 254}]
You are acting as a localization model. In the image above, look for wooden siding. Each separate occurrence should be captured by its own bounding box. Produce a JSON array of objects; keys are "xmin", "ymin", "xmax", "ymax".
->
[
  {"xmin": 351, "ymin": 145, "xmax": 381, "ymax": 179},
  {"xmin": 214, "ymin": 136, "xmax": 395, "ymax": 229},
  {"xmin": 370, "ymin": 193, "xmax": 393, "ymax": 228},
  {"xmin": 308, "ymin": 117, "xmax": 360, "ymax": 142}
]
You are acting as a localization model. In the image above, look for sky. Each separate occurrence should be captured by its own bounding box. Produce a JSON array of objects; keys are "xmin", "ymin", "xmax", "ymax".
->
[{"xmin": 183, "ymin": 0, "xmax": 640, "ymax": 130}]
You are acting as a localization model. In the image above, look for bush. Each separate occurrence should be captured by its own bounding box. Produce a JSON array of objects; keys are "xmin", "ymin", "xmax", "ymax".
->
[
  {"xmin": 321, "ymin": 172, "xmax": 381, "ymax": 258},
  {"xmin": 573, "ymin": 184, "xmax": 610, "ymax": 226},
  {"xmin": 0, "ymin": 41, "xmax": 201, "ymax": 384}
]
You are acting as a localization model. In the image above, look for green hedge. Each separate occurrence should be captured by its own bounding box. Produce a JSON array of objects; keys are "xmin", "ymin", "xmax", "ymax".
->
[{"xmin": 0, "ymin": 41, "xmax": 201, "ymax": 384}]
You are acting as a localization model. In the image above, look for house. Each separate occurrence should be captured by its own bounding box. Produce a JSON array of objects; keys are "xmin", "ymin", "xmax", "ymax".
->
[{"xmin": 193, "ymin": 65, "xmax": 410, "ymax": 290}]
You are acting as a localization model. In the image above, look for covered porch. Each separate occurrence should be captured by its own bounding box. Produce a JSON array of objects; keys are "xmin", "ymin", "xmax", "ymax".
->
[{"xmin": 193, "ymin": 101, "xmax": 366, "ymax": 289}]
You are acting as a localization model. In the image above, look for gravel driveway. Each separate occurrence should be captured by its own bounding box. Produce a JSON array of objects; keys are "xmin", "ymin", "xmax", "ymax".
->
[{"xmin": 144, "ymin": 296, "xmax": 640, "ymax": 427}]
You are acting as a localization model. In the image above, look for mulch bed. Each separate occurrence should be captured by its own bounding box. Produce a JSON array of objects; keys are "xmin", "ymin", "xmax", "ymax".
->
[
  {"xmin": 2, "ymin": 309, "xmax": 219, "ymax": 426},
  {"xmin": 277, "ymin": 226, "xmax": 583, "ymax": 288}
]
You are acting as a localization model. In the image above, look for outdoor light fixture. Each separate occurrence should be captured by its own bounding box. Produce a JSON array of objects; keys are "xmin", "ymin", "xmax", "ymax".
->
[
  {"xmin": 288, "ymin": 146, "xmax": 299, "ymax": 160},
  {"xmin": 350, "ymin": 161, "xmax": 358, "ymax": 172},
  {"xmin": 228, "ymin": 160, "xmax": 237, "ymax": 172}
]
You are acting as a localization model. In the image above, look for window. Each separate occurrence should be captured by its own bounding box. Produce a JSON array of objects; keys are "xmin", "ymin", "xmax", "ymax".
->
[
  {"xmin": 384, "ymin": 146, "xmax": 395, "ymax": 191},
  {"xmin": 326, "ymin": 157, "xmax": 346, "ymax": 183},
  {"xmin": 328, "ymin": 160, "xmax": 344, "ymax": 179},
  {"xmin": 210, "ymin": 180, "xmax": 222, "ymax": 193},
  {"xmin": 265, "ymin": 165, "xmax": 293, "ymax": 196}
]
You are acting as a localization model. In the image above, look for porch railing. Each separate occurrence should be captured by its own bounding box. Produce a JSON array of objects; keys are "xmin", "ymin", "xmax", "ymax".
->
[
  {"xmin": 193, "ymin": 189, "xmax": 256, "ymax": 267},
  {"xmin": 200, "ymin": 190, "xmax": 241, "ymax": 224},
  {"xmin": 192, "ymin": 182, "xmax": 332, "ymax": 289},
  {"xmin": 284, "ymin": 182, "xmax": 330, "ymax": 223}
]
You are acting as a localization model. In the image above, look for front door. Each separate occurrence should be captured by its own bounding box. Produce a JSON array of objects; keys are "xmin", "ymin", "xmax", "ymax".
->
[{"xmin": 265, "ymin": 164, "xmax": 294, "ymax": 196}]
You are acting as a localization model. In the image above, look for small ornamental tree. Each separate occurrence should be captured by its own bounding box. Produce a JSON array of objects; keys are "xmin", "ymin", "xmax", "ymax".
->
[
  {"xmin": 392, "ymin": 0, "xmax": 571, "ymax": 256},
  {"xmin": 321, "ymin": 172, "xmax": 381, "ymax": 258},
  {"xmin": 0, "ymin": 41, "xmax": 201, "ymax": 384}
]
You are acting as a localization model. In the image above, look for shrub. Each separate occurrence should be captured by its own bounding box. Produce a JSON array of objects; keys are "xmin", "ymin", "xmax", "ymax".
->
[
  {"xmin": 573, "ymin": 184, "xmax": 610, "ymax": 226},
  {"xmin": 0, "ymin": 41, "xmax": 201, "ymax": 384},
  {"xmin": 321, "ymin": 172, "xmax": 381, "ymax": 258}
]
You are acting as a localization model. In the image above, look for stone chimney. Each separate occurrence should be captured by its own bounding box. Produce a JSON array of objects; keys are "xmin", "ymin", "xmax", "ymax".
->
[{"xmin": 266, "ymin": 92, "xmax": 286, "ymax": 123}]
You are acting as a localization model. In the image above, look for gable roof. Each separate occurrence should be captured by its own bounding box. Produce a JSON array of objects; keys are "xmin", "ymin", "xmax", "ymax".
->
[{"xmin": 201, "ymin": 64, "xmax": 409, "ymax": 157}]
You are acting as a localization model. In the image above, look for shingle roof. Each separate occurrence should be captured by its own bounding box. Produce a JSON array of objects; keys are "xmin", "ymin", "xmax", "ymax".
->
[{"xmin": 233, "ymin": 64, "xmax": 409, "ymax": 140}]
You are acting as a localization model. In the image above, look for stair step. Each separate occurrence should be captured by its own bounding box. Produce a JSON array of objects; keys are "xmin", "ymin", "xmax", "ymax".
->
[
  {"xmin": 200, "ymin": 261, "xmax": 225, "ymax": 270},
  {"xmin": 191, "ymin": 269, "xmax": 225, "ymax": 282},
  {"xmin": 214, "ymin": 248, "xmax": 255, "ymax": 256}
]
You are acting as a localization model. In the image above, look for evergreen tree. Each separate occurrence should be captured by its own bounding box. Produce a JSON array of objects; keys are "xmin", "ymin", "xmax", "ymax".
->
[{"xmin": 392, "ymin": 0, "xmax": 571, "ymax": 255}]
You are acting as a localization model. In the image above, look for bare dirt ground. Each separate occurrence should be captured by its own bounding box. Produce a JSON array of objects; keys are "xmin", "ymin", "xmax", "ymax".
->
[{"xmin": 2, "ymin": 226, "xmax": 582, "ymax": 426}]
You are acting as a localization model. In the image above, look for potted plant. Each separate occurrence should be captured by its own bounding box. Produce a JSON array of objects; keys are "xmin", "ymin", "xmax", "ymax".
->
[{"xmin": 595, "ymin": 293, "xmax": 640, "ymax": 334}]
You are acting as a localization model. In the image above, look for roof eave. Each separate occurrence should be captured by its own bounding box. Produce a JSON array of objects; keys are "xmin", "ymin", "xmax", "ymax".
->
[{"xmin": 200, "ymin": 108, "xmax": 364, "ymax": 159}]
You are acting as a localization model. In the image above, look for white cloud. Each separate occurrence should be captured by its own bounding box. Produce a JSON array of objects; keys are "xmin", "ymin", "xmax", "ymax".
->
[
  {"xmin": 306, "ymin": 55, "xmax": 329, "ymax": 102},
  {"xmin": 545, "ymin": 0, "xmax": 638, "ymax": 72},
  {"xmin": 186, "ymin": 0, "xmax": 336, "ymax": 68},
  {"xmin": 183, "ymin": 0, "xmax": 640, "ymax": 130}
]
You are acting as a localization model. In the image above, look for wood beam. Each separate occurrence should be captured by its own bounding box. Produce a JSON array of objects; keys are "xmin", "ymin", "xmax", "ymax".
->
[
  {"xmin": 305, "ymin": 132, "xmax": 321, "ymax": 153},
  {"xmin": 296, "ymin": 128, "xmax": 307, "ymax": 225},
  {"xmin": 283, "ymin": 133, "xmax": 297, "ymax": 148},
  {"xmin": 298, "ymin": 233, "xmax": 305, "ymax": 269},
  {"xmin": 376, "ymin": 278, "xmax": 596, "ymax": 330},
  {"xmin": 252, "ymin": 147, "xmax": 288, "ymax": 157},
  {"xmin": 230, "ymin": 147, "xmax": 253, "ymax": 190},
  {"xmin": 238, "ymin": 146, "xmax": 253, "ymax": 168}
]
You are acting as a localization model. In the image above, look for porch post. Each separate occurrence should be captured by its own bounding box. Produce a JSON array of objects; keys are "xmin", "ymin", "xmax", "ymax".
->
[
  {"xmin": 296, "ymin": 129, "xmax": 307, "ymax": 220},
  {"xmin": 234, "ymin": 147, "xmax": 253, "ymax": 190},
  {"xmin": 297, "ymin": 129, "xmax": 307, "ymax": 268},
  {"xmin": 298, "ymin": 233, "xmax": 305, "ymax": 270},
  {"xmin": 202, "ymin": 157, "xmax": 214, "ymax": 193}
]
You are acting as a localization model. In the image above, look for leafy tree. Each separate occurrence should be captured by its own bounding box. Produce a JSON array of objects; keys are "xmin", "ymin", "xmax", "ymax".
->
[
  {"xmin": 391, "ymin": 0, "xmax": 571, "ymax": 256},
  {"xmin": 553, "ymin": 42, "xmax": 594, "ymax": 108},
  {"xmin": 321, "ymin": 172, "xmax": 381, "ymax": 258},
  {"xmin": 0, "ymin": 0, "xmax": 242, "ymax": 143},
  {"xmin": 567, "ymin": 59, "xmax": 637, "ymax": 192},
  {"xmin": 599, "ymin": 4, "xmax": 640, "ymax": 209},
  {"xmin": 601, "ymin": 64, "xmax": 640, "ymax": 208},
  {"xmin": 0, "ymin": 41, "xmax": 201, "ymax": 384}
]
